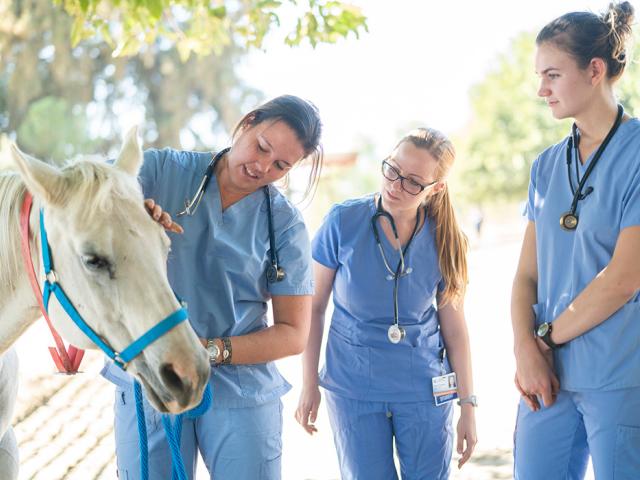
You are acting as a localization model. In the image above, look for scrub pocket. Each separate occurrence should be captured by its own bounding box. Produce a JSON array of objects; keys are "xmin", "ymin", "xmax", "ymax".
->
[
  {"xmin": 614, "ymin": 424, "xmax": 640, "ymax": 479},
  {"xmin": 212, "ymin": 401, "xmax": 283, "ymax": 480},
  {"xmin": 237, "ymin": 362, "xmax": 288, "ymax": 400},
  {"xmin": 114, "ymin": 385, "xmax": 162, "ymax": 443},
  {"xmin": 323, "ymin": 329, "xmax": 371, "ymax": 393}
]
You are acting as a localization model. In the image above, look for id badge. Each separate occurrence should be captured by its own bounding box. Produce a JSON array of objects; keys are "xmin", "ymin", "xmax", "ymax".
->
[{"xmin": 432, "ymin": 372, "xmax": 458, "ymax": 406}]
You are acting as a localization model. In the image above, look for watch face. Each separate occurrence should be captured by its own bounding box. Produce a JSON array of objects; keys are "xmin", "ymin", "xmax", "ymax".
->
[
  {"xmin": 537, "ymin": 323, "xmax": 550, "ymax": 337},
  {"xmin": 207, "ymin": 343, "xmax": 219, "ymax": 359}
]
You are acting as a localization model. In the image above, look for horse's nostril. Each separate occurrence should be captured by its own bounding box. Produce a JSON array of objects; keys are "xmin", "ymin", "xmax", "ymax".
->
[{"xmin": 160, "ymin": 363, "xmax": 185, "ymax": 394}]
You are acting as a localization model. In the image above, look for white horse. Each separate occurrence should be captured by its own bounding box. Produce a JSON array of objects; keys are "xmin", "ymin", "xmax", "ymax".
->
[{"xmin": 0, "ymin": 130, "xmax": 210, "ymax": 479}]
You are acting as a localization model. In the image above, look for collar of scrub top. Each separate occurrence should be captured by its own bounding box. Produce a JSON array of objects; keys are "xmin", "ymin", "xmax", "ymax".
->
[
  {"xmin": 174, "ymin": 146, "xmax": 284, "ymax": 282},
  {"xmin": 371, "ymin": 195, "xmax": 421, "ymax": 281},
  {"xmin": 176, "ymin": 147, "xmax": 230, "ymax": 218},
  {"xmin": 561, "ymin": 104, "xmax": 624, "ymax": 230}
]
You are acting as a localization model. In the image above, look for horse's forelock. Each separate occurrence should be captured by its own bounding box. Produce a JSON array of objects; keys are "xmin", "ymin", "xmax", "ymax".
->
[{"xmin": 61, "ymin": 159, "xmax": 143, "ymax": 225}]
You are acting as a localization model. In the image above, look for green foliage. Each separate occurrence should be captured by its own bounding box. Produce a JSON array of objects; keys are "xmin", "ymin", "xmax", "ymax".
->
[
  {"xmin": 617, "ymin": 44, "xmax": 640, "ymax": 114},
  {"xmin": 457, "ymin": 32, "xmax": 569, "ymax": 205},
  {"xmin": 17, "ymin": 97, "xmax": 97, "ymax": 163},
  {"xmin": 0, "ymin": 0, "xmax": 365, "ymax": 163},
  {"xmin": 0, "ymin": 0, "xmax": 260, "ymax": 158},
  {"xmin": 458, "ymin": 31, "xmax": 640, "ymax": 205},
  {"xmin": 54, "ymin": 0, "xmax": 368, "ymax": 61}
]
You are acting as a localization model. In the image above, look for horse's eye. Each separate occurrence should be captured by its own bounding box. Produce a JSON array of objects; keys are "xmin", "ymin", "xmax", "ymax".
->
[{"xmin": 82, "ymin": 254, "xmax": 111, "ymax": 272}]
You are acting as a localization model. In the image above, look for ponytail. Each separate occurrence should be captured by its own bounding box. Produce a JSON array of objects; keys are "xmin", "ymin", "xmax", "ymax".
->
[
  {"xmin": 399, "ymin": 128, "xmax": 468, "ymax": 307},
  {"xmin": 428, "ymin": 188, "xmax": 468, "ymax": 307}
]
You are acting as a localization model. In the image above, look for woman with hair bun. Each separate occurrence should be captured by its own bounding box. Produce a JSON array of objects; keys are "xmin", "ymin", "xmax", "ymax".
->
[
  {"xmin": 296, "ymin": 128, "xmax": 477, "ymax": 479},
  {"xmin": 511, "ymin": 2, "xmax": 640, "ymax": 478}
]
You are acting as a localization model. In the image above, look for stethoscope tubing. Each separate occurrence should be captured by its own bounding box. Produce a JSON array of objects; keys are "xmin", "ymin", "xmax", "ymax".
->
[
  {"xmin": 564, "ymin": 104, "xmax": 624, "ymax": 217},
  {"xmin": 371, "ymin": 196, "xmax": 421, "ymax": 328},
  {"xmin": 173, "ymin": 147, "xmax": 284, "ymax": 282},
  {"xmin": 176, "ymin": 148, "xmax": 229, "ymax": 218}
]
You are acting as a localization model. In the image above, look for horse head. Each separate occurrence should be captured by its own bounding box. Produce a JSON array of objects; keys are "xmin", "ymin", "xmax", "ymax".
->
[{"xmin": 9, "ymin": 129, "xmax": 209, "ymax": 413}]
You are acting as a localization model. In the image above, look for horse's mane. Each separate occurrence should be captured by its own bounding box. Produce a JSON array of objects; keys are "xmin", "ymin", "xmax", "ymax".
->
[
  {"xmin": 0, "ymin": 173, "xmax": 27, "ymax": 289},
  {"xmin": 0, "ymin": 158, "xmax": 142, "ymax": 289}
]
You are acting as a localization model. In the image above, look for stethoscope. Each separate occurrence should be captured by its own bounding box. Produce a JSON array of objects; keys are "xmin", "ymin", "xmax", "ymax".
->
[
  {"xmin": 560, "ymin": 104, "xmax": 624, "ymax": 231},
  {"xmin": 176, "ymin": 147, "xmax": 285, "ymax": 283},
  {"xmin": 371, "ymin": 196, "xmax": 421, "ymax": 344}
]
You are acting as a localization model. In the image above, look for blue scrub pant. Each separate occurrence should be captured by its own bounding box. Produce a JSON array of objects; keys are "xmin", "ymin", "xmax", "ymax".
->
[
  {"xmin": 514, "ymin": 387, "xmax": 640, "ymax": 479},
  {"xmin": 112, "ymin": 383, "xmax": 283, "ymax": 480},
  {"xmin": 325, "ymin": 390, "xmax": 453, "ymax": 480}
]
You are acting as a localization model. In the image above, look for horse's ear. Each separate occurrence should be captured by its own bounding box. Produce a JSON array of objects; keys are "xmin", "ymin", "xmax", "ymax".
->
[
  {"xmin": 10, "ymin": 143, "xmax": 67, "ymax": 206},
  {"xmin": 114, "ymin": 126, "xmax": 143, "ymax": 176}
]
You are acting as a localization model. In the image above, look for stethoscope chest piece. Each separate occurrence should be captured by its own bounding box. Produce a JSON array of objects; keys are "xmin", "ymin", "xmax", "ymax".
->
[
  {"xmin": 560, "ymin": 212, "xmax": 579, "ymax": 231},
  {"xmin": 388, "ymin": 324, "xmax": 406, "ymax": 344},
  {"xmin": 266, "ymin": 264, "xmax": 285, "ymax": 283}
]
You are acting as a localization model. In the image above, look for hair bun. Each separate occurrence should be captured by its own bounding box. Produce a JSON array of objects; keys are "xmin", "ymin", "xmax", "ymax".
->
[
  {"xmin": 603, "ymin": 1, "xmax": 634, "ymax": 33},
  {"xmin": 602, "ymin": 2, "xmax": 634, "ymax": 65}
]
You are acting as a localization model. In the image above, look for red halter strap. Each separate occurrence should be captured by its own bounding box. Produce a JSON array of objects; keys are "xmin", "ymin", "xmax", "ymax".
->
[{"xmin": 19, "ymin": 192, "xmax": 84, "ymax": 374}]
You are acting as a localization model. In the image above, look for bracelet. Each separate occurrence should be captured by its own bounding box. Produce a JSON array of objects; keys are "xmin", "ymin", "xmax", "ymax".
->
[
  {"xmin": 457, "ymin": 395, "xmax": 478, "ymax": 407},
  {"xmin": 221, "ymin": 337, "xmax": 232, "ymax": 365}
]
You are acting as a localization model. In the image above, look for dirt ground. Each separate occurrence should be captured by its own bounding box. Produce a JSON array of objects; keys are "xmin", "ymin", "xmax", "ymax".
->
[{"xmin": 11, "ymin": 214, "xmax": 594, "ymax": 479}]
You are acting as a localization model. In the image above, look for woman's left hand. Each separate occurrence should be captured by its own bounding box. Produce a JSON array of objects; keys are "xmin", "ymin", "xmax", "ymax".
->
[
  {"xmin": 144, "ymin": 198, "xmax": 184, "ymax": 233},
  {"xmin": 456, "ymin": 406, "xmax": 477, "ymax": 469}
]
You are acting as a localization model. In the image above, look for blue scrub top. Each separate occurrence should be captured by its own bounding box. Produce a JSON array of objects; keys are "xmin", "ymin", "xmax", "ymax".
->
[
  {"xmin": 103, "ymin": 148, "xmax": 314, "ymax": 407},
  {"xmin": 313, "ymin": 195, "xmax": 450, "ymax": 402},
  {"xmin": 526, "ymin": 118, "xmax": 640, "ymax": 391}
]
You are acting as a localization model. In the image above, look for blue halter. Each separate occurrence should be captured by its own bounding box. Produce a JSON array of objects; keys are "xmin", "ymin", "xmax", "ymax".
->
[
  {"xmin": 38, "ymin": 208, "xmax": 188, "ymax": 369},
  {"xmin": 39, "ymin": 208, "xmax": 212, "ymax": 479}
]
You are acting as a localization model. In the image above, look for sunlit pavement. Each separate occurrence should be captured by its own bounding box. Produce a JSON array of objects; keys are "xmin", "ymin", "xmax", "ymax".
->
[{"xmin": 12, "ymin": 217, "xmax": 594, "ymax": 479}]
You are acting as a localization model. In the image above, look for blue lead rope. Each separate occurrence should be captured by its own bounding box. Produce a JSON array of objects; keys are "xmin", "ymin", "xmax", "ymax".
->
[
  {"xmin": 133, "ymin": 381, "xmax": 150, "ymax": 480},
  {"xmin": 135, "ymin": 381, "xmax": 213, "ymax": 480}
]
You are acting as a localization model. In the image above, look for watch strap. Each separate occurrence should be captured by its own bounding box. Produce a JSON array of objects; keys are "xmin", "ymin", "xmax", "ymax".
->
[
  {"xmin": 537, "ymin": 322, "xmax": 564, "ymax": 350},
  {"xmin": 457, "ymin": 395, "xmax": 478, "ymax": 407}
]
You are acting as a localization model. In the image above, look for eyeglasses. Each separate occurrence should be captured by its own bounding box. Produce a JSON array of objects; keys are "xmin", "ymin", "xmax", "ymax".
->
[{"xmin": 381, "ymin": 160, "xmax": 437, "ymax": 196}]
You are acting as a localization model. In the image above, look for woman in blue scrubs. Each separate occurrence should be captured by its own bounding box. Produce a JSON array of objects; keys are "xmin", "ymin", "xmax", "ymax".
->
[
  {"xmin": 101, "ymin": 95, "xmax": 323, "ymax": 479},
  {"xmin": 511, "ymin": 3, "xmax": 640, "ymax": 479},
  {"xmin": 296, "ymin": 128, "xmax": 477, "ymax": 479}
]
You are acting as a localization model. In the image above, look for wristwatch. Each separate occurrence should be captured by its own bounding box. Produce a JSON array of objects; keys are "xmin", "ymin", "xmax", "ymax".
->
[
  {"xmin": 457, "ymin": 395, "xmax": 478, "ymax": 407},
  {"xmin": 206, "ymin": 338, "xmax": 220, "ymax": 366},
  {"xmin": 535, "ymin": 322, "xmax": 565, "ymax": 350}
]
